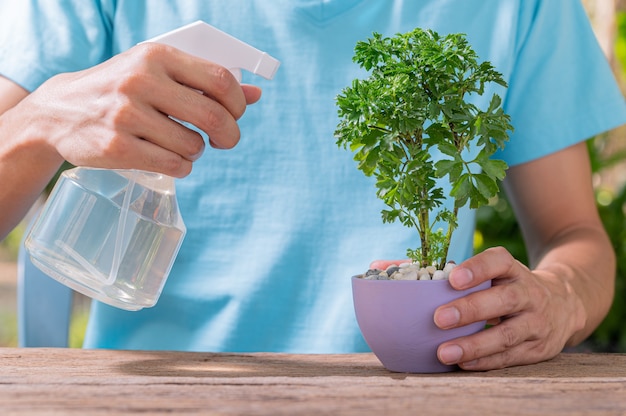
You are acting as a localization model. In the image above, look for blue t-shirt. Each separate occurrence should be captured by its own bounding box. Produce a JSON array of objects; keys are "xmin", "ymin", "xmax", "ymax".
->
[{"xmin": 1, "ymin": 0, "xmax": 625, "ymax": 352}]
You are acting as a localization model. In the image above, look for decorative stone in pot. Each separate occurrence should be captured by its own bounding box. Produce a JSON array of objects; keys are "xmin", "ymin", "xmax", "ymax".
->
[{"xmin": 352, "ymin": 275, "xmax": 491, "ymax": 373}]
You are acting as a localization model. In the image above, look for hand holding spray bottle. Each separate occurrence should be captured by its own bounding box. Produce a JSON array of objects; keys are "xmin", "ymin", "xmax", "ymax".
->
[{"xmin": 25, "ymin": 22, "xmax": 280, "ymax": 310}]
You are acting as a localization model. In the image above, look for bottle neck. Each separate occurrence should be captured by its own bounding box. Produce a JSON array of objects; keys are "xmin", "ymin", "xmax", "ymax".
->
[{"xmin": 119, "ymin": 170, "xmax": 176, "ymax": 194}]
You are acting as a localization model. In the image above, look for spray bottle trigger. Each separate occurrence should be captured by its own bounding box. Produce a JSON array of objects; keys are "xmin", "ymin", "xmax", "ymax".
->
[{"xmin": 143, "ymin": 21, "xmax": 280, "ymax": 83}]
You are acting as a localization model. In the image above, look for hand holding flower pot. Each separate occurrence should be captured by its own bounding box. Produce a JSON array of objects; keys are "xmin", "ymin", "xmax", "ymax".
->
[{"xmin": 335, "ymin": 28, "xmax": 513, "ymax": 372}]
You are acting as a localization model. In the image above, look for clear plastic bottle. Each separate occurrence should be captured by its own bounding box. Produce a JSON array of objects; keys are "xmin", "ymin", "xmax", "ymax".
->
[
  {"xmin": 25, "ymin": 168, "xmax": 186, "ymax": 310},
  {"xmin": 24, "ymin": 21, "xmax": 279, "ymax": 311}
]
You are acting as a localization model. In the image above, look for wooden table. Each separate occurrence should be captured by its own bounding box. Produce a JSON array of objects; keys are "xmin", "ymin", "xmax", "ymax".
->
[{"xmin": 1, "ymin": 348, "xmax": 625, "ymax": 415}]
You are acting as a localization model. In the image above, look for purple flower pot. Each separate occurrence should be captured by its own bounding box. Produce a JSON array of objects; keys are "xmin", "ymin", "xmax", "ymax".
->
[{"xmin": 352, "ymin": 276, "xmax": 491, "ymax": 373}]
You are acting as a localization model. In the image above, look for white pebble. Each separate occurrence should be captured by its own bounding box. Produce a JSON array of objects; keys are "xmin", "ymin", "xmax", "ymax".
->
[
  {"xmin": 398, "ymin": 270, "xmax": 418, "ymax": 280},
  {"xmin": 443, "ymin": 262, "xmax": 457, "ymax": 274},
  {"xmin": 432, "ymin": 270, "xmax": 447, "ymax": 280}
]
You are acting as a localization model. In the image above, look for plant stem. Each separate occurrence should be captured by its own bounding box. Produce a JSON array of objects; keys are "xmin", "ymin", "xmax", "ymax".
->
[
  {"xmin": 440, "ymin": 205, "xmax": 458, "ymax": 268},
  {"xmin": 418, "ymin": 188, "xmax": 430, "ymax": 267}
]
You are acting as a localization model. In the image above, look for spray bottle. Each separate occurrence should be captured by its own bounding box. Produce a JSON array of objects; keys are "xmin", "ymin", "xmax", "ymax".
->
[{"xmin": 25, "ymin": 22, "xmax": 280, "ymax": 310}]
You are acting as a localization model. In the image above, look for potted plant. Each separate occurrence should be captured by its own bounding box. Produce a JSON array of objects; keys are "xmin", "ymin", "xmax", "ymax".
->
[{"xmin": 335, "ymin": 28, "xmax": 513, "ymax": 372}]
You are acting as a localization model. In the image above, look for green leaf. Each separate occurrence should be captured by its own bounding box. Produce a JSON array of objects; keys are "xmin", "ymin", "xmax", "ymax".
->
[
  {"xmin": 468, "ymin": 186, "xmax": 489, "ymax": 209},
  {"xmin": 480, "ymin": 158, "xmax": 508, "ymax": 181},
  {"xmin": 381, "ymin": 209, "xmax": 400, "ymax": 223},
  {"xmin": 474, "ymin": 173, "xmax": 499, "ymax": 200},
  {"xmin": 450, "ymin": 174, "xmax": 471, "ymax": 202},
  {"xmin": 437, "ymin": 142, "xmax": 459, "ymax": 157},
  {"xmin": 434, "ymin": 159, "xmax": 455, "ymax": 177},
  {"xmin": 434, "ymin": 159, "xmax": 463, "ymax": 181}
]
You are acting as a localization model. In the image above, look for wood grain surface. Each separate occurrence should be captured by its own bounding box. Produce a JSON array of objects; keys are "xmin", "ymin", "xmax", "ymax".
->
[{"xmin": 1, "ymin": 348, "xmax": 625, "ymax": 415}]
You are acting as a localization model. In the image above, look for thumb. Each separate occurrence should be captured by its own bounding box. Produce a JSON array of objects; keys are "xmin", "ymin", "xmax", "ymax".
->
[{"xmin": 369, "ymin": 259, "xmax": 409, "ymax": 270}]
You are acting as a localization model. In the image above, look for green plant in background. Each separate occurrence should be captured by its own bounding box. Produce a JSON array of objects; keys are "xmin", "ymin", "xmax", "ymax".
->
[
  {"xmin": 0, "ymin": 312, "xmax": 17, "ymax": 347},
  {"xmin": 335, "ymin": 28, "xmax": 513, "ymax": 269},
  {"xmin": 584, "ymin": 135, "xmax": 626, "ymax": 351},
  {"xmin": 69, "ymin": 304, "xmax": 90, "ymax": 348},
  {"xmin": 584, "ymin": 8, "xmax": 626, "ymax": 351},
  {"xmin": 615, "ymin": 11, "xmax": 626, "ymax": 73},
  {"xmin": 0, "ymin": 222, "xmax": 25, "ymax": 261},
  {"xmin": 474, "ymin": 191, "xmax": 527, "ymax": 265}
]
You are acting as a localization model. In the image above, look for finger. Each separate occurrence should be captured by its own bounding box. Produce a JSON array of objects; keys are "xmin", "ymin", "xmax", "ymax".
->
[
  {"xmin": 242, "ymin": 84, "xmax": 262, "ymax": 105},
  {"xmin": 446, "ymin": 305, "xmax": 571, "ymax": 371},
  {"xmin": 449, "ymin": 246, "xmax": 523, "ymax": 290},
  {"xmin": 437, "ymin": 315, "xmax": 531, "ymax": 365},
  {"xmin": 455, "ymin": 343, "xmax": 546, "ymax": 371},
  {"xmin": 73, "ymin": 130, "xmax": 193, "ymax": 178},
  {"xmin": 143, "ymin": 114, "xmax": 206, "ymax": 160},
  {"xmin": 111, "ymin": 98, "xmax": 206, "ymax": 162},
  {"xmin": 130, "ymin": 135, "xmax": 194, "ymax": 177},
  {"xmin": 454, "ymin": 320, "xmax": 567, "ymax": 371},
  {"xmin": 156, "ymin": 44, "xmax": 249, "ymax": 120},
  {"xmin": 444, "ymin": 331, "xmax": 557, "ymax": 372},
  {"xmin": 486, "ymin": 317, "xmax": 502, "ymax": 326},
  {"xmin": 434, "ymin": 282, "xmax": 528, "ymax": 329},
  {"xmin": 369, "ymin": 259, "xmax": 409, "ymax": 270},
  {"xmin": 149, "ymin": 79, "xmax": 243, "ymax": 150}
]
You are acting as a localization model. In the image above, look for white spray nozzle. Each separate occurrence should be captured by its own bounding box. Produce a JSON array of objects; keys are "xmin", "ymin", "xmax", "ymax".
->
[{"xmin": 145, "ymin": 21, "xmax": 280, "ymax": 82}]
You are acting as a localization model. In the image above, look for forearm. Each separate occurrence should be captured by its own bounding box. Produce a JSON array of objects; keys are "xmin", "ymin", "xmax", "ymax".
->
[
  {"xmin": 0, "ymin": 102, "xmax": 64, "ymax": 239},
  {"xmin": 532, "ymin": 222, "xmax": 615, "ymax": 346},
  {"xmin": 501, "ymin": 142, "xmax": 614, "ymax": 348}
]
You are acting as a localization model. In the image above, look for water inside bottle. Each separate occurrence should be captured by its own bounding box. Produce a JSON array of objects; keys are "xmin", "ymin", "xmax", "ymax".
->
[{"xmin": 25, "ymin": 168, "xmax": 186, "ymax": 310}]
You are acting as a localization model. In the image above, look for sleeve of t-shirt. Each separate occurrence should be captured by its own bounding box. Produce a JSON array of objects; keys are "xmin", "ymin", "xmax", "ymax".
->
[
  {"xmin": 0, "ymin": 0, "xmax": 114, "ymax": 92},
  {"xmin": 497, "ymin": 0, "xmax": 626, "ymax": 166}
]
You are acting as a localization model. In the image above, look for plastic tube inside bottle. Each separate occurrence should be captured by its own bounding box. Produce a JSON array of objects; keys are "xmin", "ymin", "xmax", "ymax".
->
[{"xmin": 106, "ymin": 170, "xmax": 138, "ymax": 285}]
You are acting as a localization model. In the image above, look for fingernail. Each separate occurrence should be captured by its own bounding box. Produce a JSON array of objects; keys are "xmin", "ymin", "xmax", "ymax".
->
[
  {"xmin": 434, "ymin": 306, "xmax": 460, "ymax": 329},
  {"xmin": 439, "ymin": 345, "xmax": 464, "ymax": 365},
  {"xmin": 450, "ymin": 267, "xmax": 473, "ymax": 288}
]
